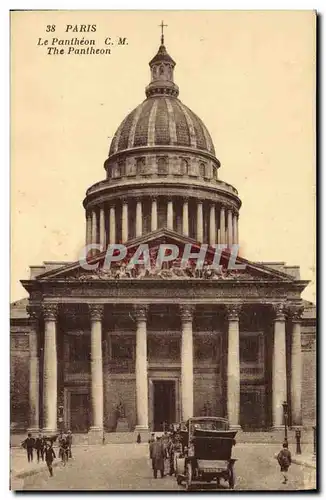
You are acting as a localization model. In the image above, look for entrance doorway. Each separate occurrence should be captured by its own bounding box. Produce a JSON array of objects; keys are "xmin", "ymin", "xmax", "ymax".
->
[
  {"xmin": 153, "ymin": 380, "xmax": 176, "ymax": 431},
  {"xmin": 69, "ymin": 393, "xmax": 90, "ymax": 433},
  {"xmin": 240, "ymin": 387, "xmax": 266, "ymax": 430}
]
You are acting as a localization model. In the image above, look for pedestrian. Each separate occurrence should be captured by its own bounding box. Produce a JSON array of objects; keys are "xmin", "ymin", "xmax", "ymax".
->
[
  {"xmin": 45, "ymin": 442, "xmax": 56, "ymax": 477},
  {"xmin": 167, "ymin": 435, "xmax": 175, "ymax": 476},
  {"xmin": 34, "ymin": 433, "xmax": 45, "ymax": 463},
  {"xmin": 137, "ymin": 432, "xmax": 141, "ymax": 443},
  {"xmin": 59, "ymin": 433, "xmax": 69, "ymax": 465},
  {"xmin": 67, "ymin": 430, "xmax": 73, "ymax": 458},
  {"xmin": 277, "ymin": 441, "xmax": 292, "ymax": 484},
  {"xmin": 22, "ymin": 432, "xmax": 35, "ymax": 463},
  {"xmin": 152, "ymin": 436, "xmax": 166, "ymax": 479}
]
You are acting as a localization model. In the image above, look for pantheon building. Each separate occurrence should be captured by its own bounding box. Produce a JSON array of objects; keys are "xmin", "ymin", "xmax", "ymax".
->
[{"xmin": 10, "ymin": 36, "xmax": 316, "ymax": 441}]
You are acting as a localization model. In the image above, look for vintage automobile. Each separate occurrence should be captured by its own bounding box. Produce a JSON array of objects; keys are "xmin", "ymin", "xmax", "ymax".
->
[{"xmin": 175, "ymin": 417, "xmax": 237, "ymax": 490}]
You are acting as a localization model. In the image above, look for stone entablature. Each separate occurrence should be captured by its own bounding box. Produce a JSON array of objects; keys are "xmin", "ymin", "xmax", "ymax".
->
[{"xmin": 85, "ymin": 176, "xmax": 239, "ymax": 203}]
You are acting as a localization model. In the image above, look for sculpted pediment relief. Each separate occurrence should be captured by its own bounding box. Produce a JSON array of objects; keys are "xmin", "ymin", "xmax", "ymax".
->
[{"xmin": 38, "ymin": 229, "xmax": 295, "ymax": 283}]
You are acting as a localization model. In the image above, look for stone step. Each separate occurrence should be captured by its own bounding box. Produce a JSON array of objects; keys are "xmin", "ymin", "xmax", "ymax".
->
[{"xmin": 11, "ymin": 428, "xmax": 314, "ymax": 447}]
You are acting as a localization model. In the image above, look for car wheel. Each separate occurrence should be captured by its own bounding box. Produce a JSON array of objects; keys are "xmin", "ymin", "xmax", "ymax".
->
[
  {"xmin": 229, "ymin": 467, "xmax": 235, "ymax": 489},
  {"xmin": 185, "ymin": 463, "xmax": 192, "ymax": 491}
]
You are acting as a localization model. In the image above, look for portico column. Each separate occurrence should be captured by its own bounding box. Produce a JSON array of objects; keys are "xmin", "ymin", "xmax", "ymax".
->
[
  {"xmin": 233, "ymin": 212, "xmax": 239, "ymax": 245},
  {"xmin": 136, "ymin": 199, "xmax": 143, "ymax": 237},
  {"xmin": 99, "ymin": 207, "xmax": 106, "ymax": 250},
  {"xmin": 89, "ymin": 305, "xmax": 104, "ymax": 431},
  {"xmin": 27, "ymin": 306, "xmax": 39, "ymax": 432},
  {"xmin": 226, "ymin": 305, "xmax": 241, "ymax": 428},
  {"xmin": 197, "ymin": 201, "xmax": 203, "ymax": 242},
  {"xmin": 109, "ymin": 205, "xmax": 116, "ymax": 244},
  {"xmin": 272, "ymin": 304, "xmax": 287, "ymax": 428},
  {"xmin": 151, "ymin": 197, "xmax": 158, "ymax": 232},
  {"xmin": 91, "ymin": 210, "xmax": 97, "ymax": 246},
  {"xmin": 182, "ymin": 198, "xmax": 189, "ymax": 237},
  {"xmin": 209, "ymin": 203, "xmax": 216, "ymax": 245},
  {"xmin": 167, "ymin": 198, "xmax": 174, "ymax": 230},
  {"xmin": 180, "ymin": 305, "xmax": 194, "ymax": 421},
  {"xmin": 135, "ymin": 306, "xmax": 149, "ymax": 430},
  {"xmin": 227, "ymin": 208, "xmax": 233, "ymax": 246},
  {"xmin": 42, "ymin": 304, "xmax": 58, "ymax": 434},
  {"xmin": 122, "ymin": 199, "xmax": 128, "ymax": 242},
  {"xmin": 290, "ymin": 306, "xmax": 304, "ymax": 426},
  {"xmin": 86, "ymin": 211, "xmax": 92, "ymax": 247},
  {"xmin": 220, "ymin": 206, "xmax": 226, "ymax": 244}
]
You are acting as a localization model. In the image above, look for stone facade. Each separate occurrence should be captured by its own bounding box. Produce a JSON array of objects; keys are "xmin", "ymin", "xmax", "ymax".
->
[{"xmin": 10, "ymin": 38, "xmax": 316, "ymax": 439}]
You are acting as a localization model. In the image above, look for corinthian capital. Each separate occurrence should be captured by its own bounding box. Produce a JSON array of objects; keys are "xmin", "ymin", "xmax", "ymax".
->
[
  {"xmin": 287, "ymin": 304, "xmax": 304, "ymax": 322},
  {"xmin": 89, "ymin": 304, "xmax": 104, "ymax": 322},
  {"xmin": 273, "ymin": 303, "xmax": 286, "ymax": 321},
  {"xmin": 226, "ymin": 304, "xmax": 241, "ymax": 321},
  {"xmin": 42, "ymin": 304, "xmax": 58, "ymax": 321},
  {"xmin": 133, "ymin": 305, "xmax": 148, "ymax": 321},
  {"xmin": 179, "ymin": 305, "xmax": 194, "ymax": 322}
]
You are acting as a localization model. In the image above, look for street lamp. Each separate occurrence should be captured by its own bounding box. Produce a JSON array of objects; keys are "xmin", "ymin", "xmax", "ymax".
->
[{"xmin": 282, "ymin": 401, "xmax": 288, "ymax": 446}]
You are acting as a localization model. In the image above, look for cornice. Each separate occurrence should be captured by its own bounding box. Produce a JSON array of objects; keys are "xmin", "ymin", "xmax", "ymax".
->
[{"xmin": 83, "ymin": 179, "xmax": 241, "ymax": 210}]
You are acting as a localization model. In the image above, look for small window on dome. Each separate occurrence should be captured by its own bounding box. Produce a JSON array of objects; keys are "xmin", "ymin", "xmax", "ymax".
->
[
  {"xmin": 158, "ymin": 157, "xmax": 168, "ymax": 175},
  {"xmin": 118, "ymin": 161, "xmax": 125, "ymax": 177},
  {"xmin": 159, "ymin": 65, "xmax": 164, "ymax": 75},
  {"xmin": 136, "ymin": 157, "xmax": 146, "ymax": 175},
  {"xmin": 199, "ymin": 162, "xmax": 206, "ymax": 178},
  {"xmin": 213, "ymin": 167, "xmax": 218, "ymax": 180},
  {"xmin": 181, "ymin": 159, "xmax": 189, "ymax": 175},
  {"xmin": 112, "ymin": 164, "xmax": 121, "ymax": 179}
]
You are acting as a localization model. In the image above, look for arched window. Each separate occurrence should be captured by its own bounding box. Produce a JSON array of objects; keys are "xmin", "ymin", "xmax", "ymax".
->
[
  {"xmin": 181, "ymin": 159, "xmax": 188, "ymax": 175},
  {"xmin": 158, "ymin": 157, "xmax": 168, "ymax": 175},
  {"xmin": 199, "ymin": 162, "xmax": 206, "ymax": 178},
  {"xmin": 112, "ymin": 164, "xmax": 121, "ymax": 178},
  {"xmin": 159, "ymin": 65, "xmax": 165, "ymax": 75},
  {"xmin": 118, "ymin": 161, "xmax": 125, "ymax": 177},
  {"xmin": 136, "ymin": 157, "xmax": 146, "ymax": 175}
]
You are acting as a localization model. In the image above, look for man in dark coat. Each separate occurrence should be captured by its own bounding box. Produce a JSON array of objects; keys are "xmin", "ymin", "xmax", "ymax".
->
[
  {"xmin": 152, "ymin": 436, "xmax": 166, "ymax": 479},
  {"xmin": 45, "ymin": 442, "xmax": 56, "ymax": 477},
  {"xmin": 277, "ymin": 442, "xmax": 292, "ymax": 484},
  {"xmin": 67, "ymin": 430, "xmax": 73, "ymax": 458},
  {"xmin": 22, "ymin": 433, "xmax": 35, "ymax": 463},
  {"xmin": 34, "ymin": 433, "xmax": 45, "ymax": 463}
]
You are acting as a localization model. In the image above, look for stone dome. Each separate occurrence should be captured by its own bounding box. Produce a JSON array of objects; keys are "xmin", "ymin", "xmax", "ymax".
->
[
  {"xmin": 108, "ymin": 41, "xmax": 215, "ymax": 159},
  {"xmin": 109, "ymin": 97, "xmax": 215, "ymax": 157}
]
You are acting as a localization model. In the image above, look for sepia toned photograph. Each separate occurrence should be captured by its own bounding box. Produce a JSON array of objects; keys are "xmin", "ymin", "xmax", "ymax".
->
[{"xmin": 10, "ymin": 10, "xmax": 316, "ymax": 491}]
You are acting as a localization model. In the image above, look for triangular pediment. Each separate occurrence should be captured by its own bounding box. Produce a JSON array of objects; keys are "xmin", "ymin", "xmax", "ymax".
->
[{"xmin": 33, "ymin": 228, "xmax": 297, "ymax": 283}]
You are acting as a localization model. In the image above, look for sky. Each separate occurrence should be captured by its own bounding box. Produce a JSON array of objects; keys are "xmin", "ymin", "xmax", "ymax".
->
[{"xmin": 11, "ymin": 10, "xmax": 316, "ymax": 302}]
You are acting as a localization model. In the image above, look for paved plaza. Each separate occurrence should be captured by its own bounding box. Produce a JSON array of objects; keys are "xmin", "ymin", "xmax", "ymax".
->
[{"xmin": 11, "ymin": 442, "xmax": 316, "ymax": 491}]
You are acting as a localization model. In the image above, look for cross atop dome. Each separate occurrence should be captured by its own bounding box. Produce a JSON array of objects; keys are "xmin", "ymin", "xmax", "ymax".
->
[{"xmin": 159, "ymin": 20, "xmax": 168, "ymax": 45}]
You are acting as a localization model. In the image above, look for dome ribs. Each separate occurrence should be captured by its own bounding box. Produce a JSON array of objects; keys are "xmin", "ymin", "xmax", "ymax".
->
[
  {"xmin": 147, "ymin": 100, "xmax": 159, "ymax": 147},
  {"xmin": 177, "ymin": 102, "xmax": 197, "ymax": 148},
  {"xmin": 201, "ymin": 121, "xmax": 215, "ymax": 155},
  {"xmin": 154, "ymin": 98, "xmax": 170, "ymax": 145},
  {"xmin": 109, "ymin": 115, "xmax": 128, "ymax": 155},
  {"xmin": 165, "ymin": 98, "xmax": 177, "ymax": 145},
  {"xmin": 172, "ymin": 99, "xmax": 191, "ymax": 147},
  {"xmin": 133, "ymin": 99, "xmax": 153, "ymax": 147},
  {"xmin": 128, "ymin": 103, "xmax": 145, "ymax": 149},
  {"xmin": 117, "ymin": 108, "xmax": 138, "ymax": 151},
  {"xmin": 189, "ymin": 112, "xmax": 206, "ymax": 150},
  {"xmin": 109, "ymin": 98, "xmax": 216, "ymax": 155}
]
